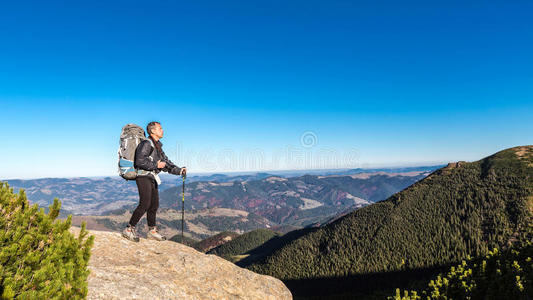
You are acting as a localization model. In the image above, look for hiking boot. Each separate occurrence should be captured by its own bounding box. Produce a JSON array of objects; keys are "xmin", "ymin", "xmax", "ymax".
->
[
  {"xmin": 122, "ymin": 226, "xmax": 140, "ymax": 242},
  {"xmin": 147, "ymin": 226, "xmax": 167, "ymax": 241}
]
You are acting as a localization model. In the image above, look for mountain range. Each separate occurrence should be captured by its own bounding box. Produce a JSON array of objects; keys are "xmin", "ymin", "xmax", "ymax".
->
[
  {"xmin": 4, "ymin": 146, "xmax": 531, "ymax": 299},
  {"xmin": 5, "ymin": 167, "xmax": 437, "ymax": 240},
  {"xmin": 71, "ymin": 170, "xmax": 433, "ymax": 240},
  {"xmin": 237, "ymin": 146, "xmax": 533, "ymax": 298},
  {"xmin": 158, "ymin": 171, "xmax": 433, "ymax": 227}
]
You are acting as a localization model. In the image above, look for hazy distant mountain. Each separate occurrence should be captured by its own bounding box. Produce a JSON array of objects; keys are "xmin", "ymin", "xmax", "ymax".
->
[
  {"xmin": 159, "ymin": 172, "xmax": 276, "ymax": 183},
  {"xmin": 158, "ymin": 165, "xmax": 444, "ymax": 182},
  {"xmin": 70, "ymin": 170, "xmax": 432, "ymax": 240},
  {"xmin": 4, "ymin": 177, "xmax": 138, "ymax": 215},
  {"xmin": 4, "ymin": 167, "xmax": 437, "ymax": 241},
  {"xmin": 4, "ymin": 166, "xmax": 439, "ymax": 217},
  {"xmin": 159, "ymin": 171, "xmax": 432, "ymax": 227}
]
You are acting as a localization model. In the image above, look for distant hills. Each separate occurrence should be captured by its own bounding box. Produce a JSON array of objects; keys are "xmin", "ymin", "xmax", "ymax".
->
[
  {"xmin": 159, "ymin": 171, "xmax": 433, "ymax": 227},
  {"xmin": 4, "ymin": 167, "xmax": 437, "ymax": 240},
  {"xmin": 3, "ymin": 177, "xmax": 139, "ymax": 215},
  {"xmin": 158, "ymin": 165, "xmax": 442, "ymax": 183},
  {"xmin": 71, "ymin": 170, "xmax": 431, "ymax": 240},
  {"xmin": 4, "ymin": 166, "xmax": 440, "ymax": 216},
  {"xmin": 245, "ymin": 146, "xmax": 533, "ymax": 298}
]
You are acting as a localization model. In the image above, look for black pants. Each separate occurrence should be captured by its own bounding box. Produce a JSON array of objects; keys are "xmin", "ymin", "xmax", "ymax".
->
[{"xmin": 129, "ymin": 176, "xmax": 159, "ymax": 227}]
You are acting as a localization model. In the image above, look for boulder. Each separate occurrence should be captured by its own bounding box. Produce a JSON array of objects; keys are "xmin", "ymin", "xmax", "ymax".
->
[{"xmin": 71, "ymin": 228, "xmax": 292, "ymax": 300}]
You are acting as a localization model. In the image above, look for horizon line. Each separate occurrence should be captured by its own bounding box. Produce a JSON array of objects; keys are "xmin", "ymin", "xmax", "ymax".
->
[{"xmin": 1, "ymin": 162, "xmax": 450, "ymax": 181}]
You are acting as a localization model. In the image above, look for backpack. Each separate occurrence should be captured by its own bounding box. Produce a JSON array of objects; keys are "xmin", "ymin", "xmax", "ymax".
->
[{"xmin": 118, "ymin": 124, "xmax": 147, "ymax": 180}]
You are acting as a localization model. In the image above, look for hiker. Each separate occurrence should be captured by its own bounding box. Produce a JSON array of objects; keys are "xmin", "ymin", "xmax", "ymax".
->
[{"xmin": 122, "ymin": 121, "xmax": 186, "ymax": 242}]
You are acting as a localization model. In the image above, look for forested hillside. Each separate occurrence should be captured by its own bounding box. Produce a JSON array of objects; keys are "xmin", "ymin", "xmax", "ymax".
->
[
  {"xmin": 248, "ymin": 146, "xmax": 533, "ymax": 298},
  {"xmin": 208, "ymin": 229, "xmax": 279, "ymax": 261}
]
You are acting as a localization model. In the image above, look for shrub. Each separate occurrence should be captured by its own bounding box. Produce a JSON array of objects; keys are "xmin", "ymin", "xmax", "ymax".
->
[
  {"xmin": 391, "ymin": 241, "xmax": 533, "ymax": 300},
  {"xmin": 0, "ymin": 182, "xmax": 94, "ymax": 299}
]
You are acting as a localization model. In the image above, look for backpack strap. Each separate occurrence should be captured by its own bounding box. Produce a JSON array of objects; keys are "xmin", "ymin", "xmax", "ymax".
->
[
  {"xmin": 147, "ymin": 138, "xmax": 154, "ymax": 148},
  {"xmin": 146, "ymin": 138, "xmax": 155, "ymax": 161}
]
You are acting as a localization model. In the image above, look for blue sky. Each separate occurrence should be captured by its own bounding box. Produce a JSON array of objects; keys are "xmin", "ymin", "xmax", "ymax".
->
[{"xmin": 0, "ymin": 1, "xmax": 532, "ymax": 179}]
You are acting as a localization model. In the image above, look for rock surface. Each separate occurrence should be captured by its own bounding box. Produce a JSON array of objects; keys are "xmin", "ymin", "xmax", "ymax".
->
[{"xmin": 71, "ymin": 228, "xmax": 292, "ymax": 300}]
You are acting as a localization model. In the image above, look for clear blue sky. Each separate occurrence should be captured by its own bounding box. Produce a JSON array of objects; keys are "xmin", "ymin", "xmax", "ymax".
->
[{"xmin": 1, "ymin": 1, "xmax": 532, "ymax": 179}]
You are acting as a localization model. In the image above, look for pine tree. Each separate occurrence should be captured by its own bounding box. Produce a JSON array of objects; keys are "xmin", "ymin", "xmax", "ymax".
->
[
  {"xmin": 0, "ymin": 182, "xmax": 94, "ymax": 299},
  {"xmin": 391, "ymin": 242, "xmax": 533, "ymax": 299}
]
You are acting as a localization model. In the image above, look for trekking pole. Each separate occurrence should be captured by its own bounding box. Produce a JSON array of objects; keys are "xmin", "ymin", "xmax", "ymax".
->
[{"xmin": 181, "ymin": 175, "xmax": 185, "ymax": 244}]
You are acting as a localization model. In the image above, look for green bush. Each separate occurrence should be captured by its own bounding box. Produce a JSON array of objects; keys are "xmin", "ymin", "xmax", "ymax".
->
[
  {"xmin": 391, "ymin": 241, "xmax": 533, "ymax": 299},
  {"xmin": 0, "ymin": 182, "xmax": 94, "ymax": 299}
]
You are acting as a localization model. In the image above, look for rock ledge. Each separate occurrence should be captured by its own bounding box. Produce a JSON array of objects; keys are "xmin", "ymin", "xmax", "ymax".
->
[{"xmin": 72, "ymin": 228, "xmax": 292, "ymax": 300}]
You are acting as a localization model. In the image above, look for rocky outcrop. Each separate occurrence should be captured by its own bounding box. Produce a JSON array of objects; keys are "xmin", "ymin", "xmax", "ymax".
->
[
  {"xmin": 445, "ymin": 161, "xmax": 467, "ymax": 170},
  {"xmin": 71, "ymin": 228, "xmax": 292, "ymax": 300}
]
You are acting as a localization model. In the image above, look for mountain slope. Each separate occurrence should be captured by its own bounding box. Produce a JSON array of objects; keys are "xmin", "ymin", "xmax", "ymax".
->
[
  {"xmin": 248, "ymin": 146, "xmax": 533, "ymax": 296},
  {"xmin": 208, "ymin": 229, "xmax": 280, "ymax": 260}
]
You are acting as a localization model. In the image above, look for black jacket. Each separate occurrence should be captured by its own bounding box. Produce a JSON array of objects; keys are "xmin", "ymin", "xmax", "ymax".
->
[{"xmin": 134, "ymin": 138, "xmax": 182, "ymax": 176}]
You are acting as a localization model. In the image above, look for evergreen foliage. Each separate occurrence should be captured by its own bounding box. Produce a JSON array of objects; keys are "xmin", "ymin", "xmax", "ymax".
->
[
  {"xmin": 0, "ymin": 182, "xmax": 94, "ymax": 299},
  {"xmin": 391, "ymin": 240, "xmax": 533, "ymax": 299},
  {"xmin": 248, "ymin": 146, "xmax": 533, "ymax": 297},
  {"xmin": 236, "ymin": 227, "xmax": 318, "ymax": 267},
  {"xmin": 208, "ymin": 229, "xmax": 279, "ymax": 259}
]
